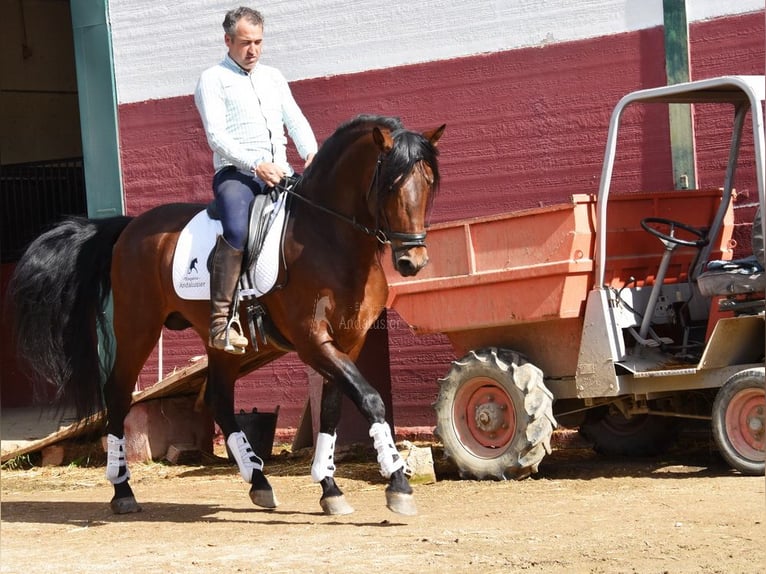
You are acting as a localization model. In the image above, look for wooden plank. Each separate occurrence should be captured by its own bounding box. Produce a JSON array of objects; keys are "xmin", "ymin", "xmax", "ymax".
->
[
  {"xmin": 130, "ymin": 357, "xmax": 208, "ymax": 403},
  {"xmin": 663, "ymin": 0, "xmax": 697, "ymax": 190},
  {"xmin": 0, "ymin": 412, "xmax": 104, "ymax": 463},
  {"xmin": 1, "ymin": 358, "xmax": 210, "ymax": 463},
  {"xmin": 3, "ymin": 344, "xmax": 293, "ymax": 463}
]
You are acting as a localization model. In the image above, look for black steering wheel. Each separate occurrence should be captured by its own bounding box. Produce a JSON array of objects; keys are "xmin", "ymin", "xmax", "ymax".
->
[{"xmin": 640, "ymin": 217, "xmax": 709, "ymax": 248}]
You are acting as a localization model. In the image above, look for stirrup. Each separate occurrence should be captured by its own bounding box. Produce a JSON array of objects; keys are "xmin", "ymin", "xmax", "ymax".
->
[
  {"xmin": 210, "ymin": 335, "xmax": 246, "ymax": 355},
  {"xmin": 210, "ymin": 321, "xmax": 247, "ymax": 354},
  {"xmin": 224, "ymin": 314, "xmax": 248, "ymax": 353},
  {"xmin": 210, "ymin": 282, "xmax": 248, "ymax": 354}
]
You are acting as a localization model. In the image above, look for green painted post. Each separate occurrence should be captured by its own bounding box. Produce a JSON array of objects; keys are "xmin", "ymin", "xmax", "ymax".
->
[
  {"xmin": 70, "ymin": 0, "xmax": 124, "ymax": 217},
  {"xmin": 70, "ymin": 1, "xmax": 122, "ymax": 386},
  {"xmin": 663, "ymin": 0, "xmax": 697, "ymax": 190}
]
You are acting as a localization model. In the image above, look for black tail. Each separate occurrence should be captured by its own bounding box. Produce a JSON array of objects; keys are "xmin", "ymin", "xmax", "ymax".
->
[{"xmin": 7, "ymin": 215, "xmax": 133, "ymax": 420}]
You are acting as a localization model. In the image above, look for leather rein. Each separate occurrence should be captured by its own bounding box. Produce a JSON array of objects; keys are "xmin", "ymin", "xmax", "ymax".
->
[{"xmin": 278, "ymin": 156, "xmax": 429, "ymax": 252}]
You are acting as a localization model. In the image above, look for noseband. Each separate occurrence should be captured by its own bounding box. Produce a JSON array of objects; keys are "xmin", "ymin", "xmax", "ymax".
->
[{"xmin": 281, "ymin": 155, "xmax": 430, "ymax": 253}]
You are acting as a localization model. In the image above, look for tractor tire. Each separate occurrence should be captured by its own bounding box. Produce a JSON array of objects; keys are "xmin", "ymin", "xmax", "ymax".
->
[
  {"xmin": 579, "ymin": 408, "xmax": 680, "ymax": 457},
  {"xmin": 712, "ymin": 368, "xmax": 765, "ymax": 476},
  {"xmin": 433, "ymin": 347, "xmax": 556, "ymax": 480}
]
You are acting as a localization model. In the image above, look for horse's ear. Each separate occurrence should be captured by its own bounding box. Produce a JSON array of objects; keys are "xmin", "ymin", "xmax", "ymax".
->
[
  {"xmin": 423, "ymin": 124, "xmax": 446, "ymax": 146},
  {"xmin": 372, "ymin": 127, "xmax": 394, "ymax": 153}
]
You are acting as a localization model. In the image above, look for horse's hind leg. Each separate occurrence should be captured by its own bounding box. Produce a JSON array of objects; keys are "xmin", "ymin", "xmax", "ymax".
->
[
  {"xmin": 103, "ymin": 352, "xmax": 155, "ymax": 514},
  {"xmin": 311, "ymin": 381, "xmax": 354, "ymax": 515},
  {"xmin": 102, "ymin": 306, "xmax": 167, "ymax": 514},
  {"xmin": 205, "ymin": 352, "xmax": 278, "ymax": 509}
]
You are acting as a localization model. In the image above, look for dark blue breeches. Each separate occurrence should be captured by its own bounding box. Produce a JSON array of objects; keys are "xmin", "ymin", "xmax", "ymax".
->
[{"xmin": 212, "ymin": 168, "xmax": 264, "ymax": 250}]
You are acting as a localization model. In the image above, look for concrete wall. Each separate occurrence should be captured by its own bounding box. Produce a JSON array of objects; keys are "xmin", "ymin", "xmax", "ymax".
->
[
  {"xmin": 0, "ymin": 0, "xmax": 81, "ymax": 165},
  {"xmin": 108, "ymin": 1, "xmax": 765, "ymax": 432}
]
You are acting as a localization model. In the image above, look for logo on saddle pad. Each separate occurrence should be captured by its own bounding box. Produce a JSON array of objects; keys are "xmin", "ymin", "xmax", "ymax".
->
[{"xmin": 172, "ymin": 194, "xmax": 288, "ymax": 300}]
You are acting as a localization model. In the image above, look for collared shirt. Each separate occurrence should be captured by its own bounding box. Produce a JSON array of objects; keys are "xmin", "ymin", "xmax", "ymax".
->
[{"xmin": 194, "ymin": 55, "xmax": 318, "ymax": 176}]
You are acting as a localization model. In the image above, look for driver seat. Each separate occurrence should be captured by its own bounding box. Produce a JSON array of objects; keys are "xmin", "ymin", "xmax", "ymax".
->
[{"xmin": 697, "ymin": 206, "xmax": 766, "ymax": 310}]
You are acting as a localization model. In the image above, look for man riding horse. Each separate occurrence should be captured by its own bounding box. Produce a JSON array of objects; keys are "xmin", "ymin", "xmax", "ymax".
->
[{"xmin": 195, "ymin": 6, "xmax": 317, "ymax": 353}]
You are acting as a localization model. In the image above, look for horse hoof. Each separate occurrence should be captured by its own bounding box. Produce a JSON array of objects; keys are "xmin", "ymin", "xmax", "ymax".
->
[
  {"xmin": 110, "ymin": 496, "xmax": 142, "ymax": 515},
  {"xmin": 386, "ymin": 491, "xmax": 417, "ymax": 516},
  {"xmin": 320, "ymin": 495, "xmax": 354, "ymax": 516},
  {"xmin": 250, "ymin": 488, "xmax": 279, "ymax": 509}
]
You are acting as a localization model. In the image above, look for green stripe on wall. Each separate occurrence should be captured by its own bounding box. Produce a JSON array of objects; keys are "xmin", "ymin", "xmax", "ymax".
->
[
  {"xmin": 70, "ymin": 0, "xmax": 124, "ymax": 217},
  {"xmin": 663, "ymin": 0, "xmax": 697, "ymax": 190}
]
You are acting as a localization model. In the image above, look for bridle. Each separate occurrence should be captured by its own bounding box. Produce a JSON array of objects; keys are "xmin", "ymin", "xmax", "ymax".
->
[{"xmin": 278, "ymin": 155, "xmax": 430, "ymax": 254}]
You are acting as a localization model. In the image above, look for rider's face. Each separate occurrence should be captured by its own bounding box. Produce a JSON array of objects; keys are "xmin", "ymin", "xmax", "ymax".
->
[{"xmin": 225, "ymin": 20, "xmax": 263, "ymax": 72}]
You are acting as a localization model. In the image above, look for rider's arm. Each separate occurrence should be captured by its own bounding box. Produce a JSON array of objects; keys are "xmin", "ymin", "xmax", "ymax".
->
[{"xmin": 275, "ymin": 70, "xmax": 318, "ymax": 163}]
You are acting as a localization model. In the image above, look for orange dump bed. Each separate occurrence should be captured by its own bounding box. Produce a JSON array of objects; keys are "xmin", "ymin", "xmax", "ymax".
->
[{"xmin": 385, "ymin": 190, "xmax": 733, "ymax": 375}]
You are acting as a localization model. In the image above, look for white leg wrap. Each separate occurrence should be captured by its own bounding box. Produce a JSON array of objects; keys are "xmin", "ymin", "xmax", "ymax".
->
[
  {"xmin": 369, "ymin": 422, "xmax": 405, "ymax": 478},
  {"xmin": 105, "ymin": 434, "xmax": 130, "ymax": 485},
  {"xmin": 311, "ymin": 432, "xmax": 337, "ymax": 482},
  {"xmin": 227, "ymin": 431, "xmax": 264, "ymax": 484}
]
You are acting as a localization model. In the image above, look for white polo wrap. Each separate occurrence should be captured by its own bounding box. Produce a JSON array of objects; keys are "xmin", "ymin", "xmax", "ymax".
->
[
  {"xmin": 369, "ymin": 422, "xmax": 405, "ymax": 478},
  {"xmin": 105, "ymin": 434, "xmax": 131, "ymax": 485},
  {"xmin": 227, "ymin": 431, "xmax": 264, "ymax": 483},
  {"xmin": 311, "ymin": 432, "xmax": 337, "ymax": 482}
]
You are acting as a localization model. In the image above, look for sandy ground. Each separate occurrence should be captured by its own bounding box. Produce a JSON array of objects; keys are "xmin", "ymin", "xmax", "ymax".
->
[{"xmin": 1, "ymin": 441, "xmax": 764, "ymax": 574}]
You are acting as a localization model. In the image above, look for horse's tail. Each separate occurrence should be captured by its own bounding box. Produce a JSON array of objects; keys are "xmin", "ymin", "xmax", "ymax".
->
[{"xmin": 7, "ymin": 215, "xmax": 133, "ymax": 419}]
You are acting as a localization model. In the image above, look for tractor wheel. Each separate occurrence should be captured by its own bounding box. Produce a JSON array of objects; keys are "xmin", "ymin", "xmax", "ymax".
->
[
  {"xmin": 712, "ymin": 368, "xmax": 765, "ymax": 476},
  {"xmin": 579, "ymin": 408, "xmax": 680, "ymax": 456},
  {"xmin": 433, "ymin": 347, "xmax": 556, "ymax": 480}
]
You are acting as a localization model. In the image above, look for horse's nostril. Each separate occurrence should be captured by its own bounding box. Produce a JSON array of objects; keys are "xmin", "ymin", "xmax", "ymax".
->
[
  {"xmin": 395, "ymin": 247, "xmax": 428, "ymax": 277},
  {"xmin": 396, "ymin": 257, "xmax": 421, "ymax": 277}
]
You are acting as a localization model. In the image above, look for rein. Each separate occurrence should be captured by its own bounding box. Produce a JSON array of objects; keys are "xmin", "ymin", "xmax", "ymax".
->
[{"xmin": 278, "ymin": 157, "xmax": 428, "ymax": 251}]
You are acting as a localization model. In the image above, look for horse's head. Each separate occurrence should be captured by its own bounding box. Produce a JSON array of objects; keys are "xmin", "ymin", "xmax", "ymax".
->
[
  {"xmin": 294, "ymin": 116, "xmax": 445, "ymax": 277},
  {"xmin": 371, "ymin": 122, "xmax": 446, "ymax": 277}
]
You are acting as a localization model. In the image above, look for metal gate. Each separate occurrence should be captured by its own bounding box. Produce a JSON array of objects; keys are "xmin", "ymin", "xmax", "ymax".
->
[{"xmin": 1, "ymin": 158, "xmax": 87, "ymax": 263}]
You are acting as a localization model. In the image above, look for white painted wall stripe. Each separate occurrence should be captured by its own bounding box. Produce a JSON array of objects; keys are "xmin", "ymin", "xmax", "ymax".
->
[{"xmin": 109, "ymin": 0, "xmax": 763, "ymax": 104}]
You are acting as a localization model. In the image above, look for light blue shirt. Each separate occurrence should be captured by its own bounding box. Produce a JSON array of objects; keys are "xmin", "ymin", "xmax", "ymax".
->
[{"xmin": 194, "ymin": 55, "xmax": 318, "ymax": 176}]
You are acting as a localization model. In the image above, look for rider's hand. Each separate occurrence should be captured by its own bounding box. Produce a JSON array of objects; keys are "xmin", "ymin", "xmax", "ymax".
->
[
  {"xmin": 254, "ymin": 162, "xmax": 285, "ymax": 187},
  {"xmin": 304, "ymin": 153, "xmax": 315, "ymax": 169}
]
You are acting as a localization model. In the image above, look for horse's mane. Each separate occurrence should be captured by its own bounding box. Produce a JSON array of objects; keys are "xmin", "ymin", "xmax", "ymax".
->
[{"xmin": 306, "ymin": 114, "xmax": 441, "ymax": 199}]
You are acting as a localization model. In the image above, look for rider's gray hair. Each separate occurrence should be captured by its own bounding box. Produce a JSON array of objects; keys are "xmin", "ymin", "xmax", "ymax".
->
[{"xmin": 223, "ymin": 6, "xmax": 264, "ymax": 37}]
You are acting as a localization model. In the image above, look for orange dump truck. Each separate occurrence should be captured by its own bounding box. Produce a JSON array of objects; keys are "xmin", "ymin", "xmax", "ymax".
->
[{"xmin": 386, "ymin": 76, "xmax": 765, "ymax": 479}]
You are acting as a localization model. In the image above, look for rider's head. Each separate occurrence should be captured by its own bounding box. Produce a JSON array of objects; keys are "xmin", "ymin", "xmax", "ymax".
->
[{"xmin": 223, "ymin": 7, "xmax": 264, "ymax": 73}]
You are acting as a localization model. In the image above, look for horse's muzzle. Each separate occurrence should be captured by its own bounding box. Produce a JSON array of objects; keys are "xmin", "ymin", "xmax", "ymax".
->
[
  {"xmin": 393, "ymin": 244, "xmax": 429, "ymax": 277},
  {"xmin": 385, "ymin": 230, "xmax": 428, "ymax": 277}
]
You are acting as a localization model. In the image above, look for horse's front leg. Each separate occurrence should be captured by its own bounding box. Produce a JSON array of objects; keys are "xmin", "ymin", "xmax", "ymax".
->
[
  {"xmin": 206, "ymin": 352, "xmax": 278, "ymax": 509},
  {"xmin": 311, "ymin": 381, "xmax": 354, "ymax": 515},
  {"xmin": 369, "ymin": 421, "xmax": 414, "ymax": 516},
  {"xmin": 312, "ymin": 345, "xmax": 416, "ymax": 516}
]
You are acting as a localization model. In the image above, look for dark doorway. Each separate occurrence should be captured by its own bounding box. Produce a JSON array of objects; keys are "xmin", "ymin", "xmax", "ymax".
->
[{"xmin": 0, "ymin": 0, "xmax": 85, "ymax": 405}]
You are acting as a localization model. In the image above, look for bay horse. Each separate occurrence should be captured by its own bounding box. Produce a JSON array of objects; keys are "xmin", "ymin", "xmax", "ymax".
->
[{"xmin": 9, "ymin": 115, "xmax": 445, "ymax": 517}]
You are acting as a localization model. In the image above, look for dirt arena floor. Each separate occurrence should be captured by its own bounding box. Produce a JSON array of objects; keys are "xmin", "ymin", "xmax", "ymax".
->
[{"xmin": 1, "ymin": 439, "xmax": 764, "ymax": 574}]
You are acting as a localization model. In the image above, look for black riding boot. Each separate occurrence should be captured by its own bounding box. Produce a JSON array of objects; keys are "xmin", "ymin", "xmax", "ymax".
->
[{"xmin": 209, "ymin": 235, "xmax": 248, "ymax": 353}]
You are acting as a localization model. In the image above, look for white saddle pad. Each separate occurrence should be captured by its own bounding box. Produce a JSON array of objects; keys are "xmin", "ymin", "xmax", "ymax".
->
[{"xmin": 172, "ymin": 194, "xmax": 288, "ymax": 300}]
